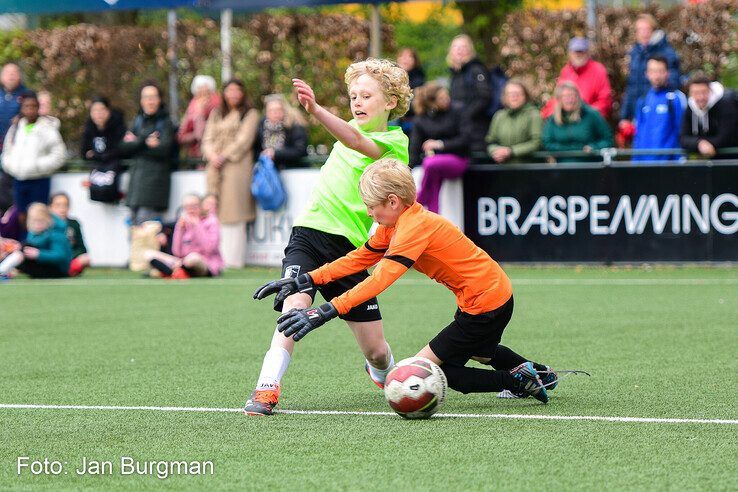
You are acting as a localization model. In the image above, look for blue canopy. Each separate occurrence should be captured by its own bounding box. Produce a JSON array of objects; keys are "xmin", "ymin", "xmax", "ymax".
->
[
  {"xmin": 195, "ymin": 0, "xmax": 388, "ymax": 9},
  {"xmin": 0, "ymin": 0, "xmax": 194, "ymax": 15}
]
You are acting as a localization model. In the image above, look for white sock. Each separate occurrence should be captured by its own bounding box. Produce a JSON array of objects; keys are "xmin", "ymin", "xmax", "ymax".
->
[
  {"xmin": 367, "ymin": 348, "xmax": 394, "ymax": 384},
  {"xmin": 256, "ymin": 347, "xmax": 291, "ymax": 390},
  {"xmin": 0, "ymin": 251, "xmax": 23, "ymax": 275}
]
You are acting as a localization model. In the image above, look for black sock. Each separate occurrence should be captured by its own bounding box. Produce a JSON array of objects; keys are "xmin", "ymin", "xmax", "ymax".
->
[
  {"xmin": 150, "ymin": 258, "xmax": 173, "ymax": 276},
  {"xmin": 441, "ymin": 363, "xmax": 516, "ymax": 394},
  {"xmin": 487, "ymin": 345, "xmax": 528, "ymax": 370},
  {"xmin": 182, "ymin": 265, "xmax": 196, "ymax": 276}
]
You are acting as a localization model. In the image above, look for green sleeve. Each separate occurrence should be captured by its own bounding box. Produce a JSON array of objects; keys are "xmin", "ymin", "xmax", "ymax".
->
[
  {"xmin": 486, "ymin": 114, "xmax": 502, "ymax": 156},
  {"xmin": 589, "ymin": 110, "xmax": 614, "ymax": 150},
  {"xmin": 367, "ymin": 127, "xmax": 409, "ymax": 164}
]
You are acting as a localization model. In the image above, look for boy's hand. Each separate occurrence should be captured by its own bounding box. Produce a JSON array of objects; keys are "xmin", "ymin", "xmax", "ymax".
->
[
  {"xmin": 277, "ymin": 303, "xmax": 338, "ymax": 341},
  {"xmin": 293, "ymin": 78, "xmax": 318, "ymax": 114},
  {"xmin": 253, "ymin": 273, "xmax": 314, "ymax": 302}
]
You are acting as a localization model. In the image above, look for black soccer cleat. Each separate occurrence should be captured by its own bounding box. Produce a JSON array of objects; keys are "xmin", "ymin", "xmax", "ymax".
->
[{"xmin": 510, "ymin": 362, "xmax": 549, "ymax": 404}]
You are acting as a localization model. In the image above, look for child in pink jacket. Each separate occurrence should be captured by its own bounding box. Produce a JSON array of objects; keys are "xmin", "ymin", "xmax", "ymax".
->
[{"xmin": 144, "ymin": 194, "xmax": 223, "ymax": 278}]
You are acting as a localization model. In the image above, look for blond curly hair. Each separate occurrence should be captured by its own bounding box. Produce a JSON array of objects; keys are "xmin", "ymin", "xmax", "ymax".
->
[{"xmin": 345, "ymin": 58, "xmax": 412, "ymax": 121}]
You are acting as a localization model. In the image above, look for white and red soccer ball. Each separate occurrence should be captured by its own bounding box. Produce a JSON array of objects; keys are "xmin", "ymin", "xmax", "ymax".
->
[{"xmin": 383, "ymin": 357, "xmax": 448, "ymax": 419}]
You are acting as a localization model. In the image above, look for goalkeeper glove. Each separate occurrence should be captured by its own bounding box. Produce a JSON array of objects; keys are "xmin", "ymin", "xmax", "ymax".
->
[
  {"xmin": 277, "ymin": 303, "xmax": 338, "ymax": 341},
  {"xmin": 253, "ymin": 273, "xmax": 314, "ymax": 303}
]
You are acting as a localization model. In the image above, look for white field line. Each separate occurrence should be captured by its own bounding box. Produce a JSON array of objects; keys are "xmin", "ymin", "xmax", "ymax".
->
[
  {"xmin": 3, "ymin": 278, "xmax": 738, "ymax": 287},
  {"xmin": 1, "ymin": 403, "xmax": 737, "ymax": 425}
]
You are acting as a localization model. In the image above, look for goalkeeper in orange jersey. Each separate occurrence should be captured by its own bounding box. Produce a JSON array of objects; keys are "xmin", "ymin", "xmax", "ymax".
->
[{"xmin": 254, "ymin": 158, "xmax": 555, "ymax": 403}]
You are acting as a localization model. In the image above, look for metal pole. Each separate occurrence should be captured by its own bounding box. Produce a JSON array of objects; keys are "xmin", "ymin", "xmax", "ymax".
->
[
  {"xmin": 167, "ymin": 10, "xmax": 179, "ymax": 122},
  {"xmin": 586, "ymin": 0, "xmax": 597, "ymax": 43},
  {"xmin": 221, "ymin": 9, "xmax": 233, "ymax": 83},
  {"xmin": 369, "ymin": 3, "xmax": 381, "ymax": 59}
]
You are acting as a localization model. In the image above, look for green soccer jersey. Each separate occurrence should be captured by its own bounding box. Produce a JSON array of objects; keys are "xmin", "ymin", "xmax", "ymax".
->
[{"xmin": 294, "ymin": 120, "xmax": 409, "ymax": 247}]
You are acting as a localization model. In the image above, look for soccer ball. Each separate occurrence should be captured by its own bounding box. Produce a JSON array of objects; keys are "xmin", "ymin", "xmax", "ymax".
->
[{"xmin": 383, "ymin": 357, "xmax": 448, "ymax": 419}]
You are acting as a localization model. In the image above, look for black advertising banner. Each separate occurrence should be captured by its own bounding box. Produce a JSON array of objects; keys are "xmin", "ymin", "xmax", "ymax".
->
[{"xmin": 463, "ymin": 163, "xmax": 738, "ymax": 262}]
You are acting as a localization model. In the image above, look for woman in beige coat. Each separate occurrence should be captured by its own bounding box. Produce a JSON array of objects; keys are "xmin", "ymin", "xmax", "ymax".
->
[{"xmin": 201, "ymin": 79, "xmax": 260, "ymax": 268}]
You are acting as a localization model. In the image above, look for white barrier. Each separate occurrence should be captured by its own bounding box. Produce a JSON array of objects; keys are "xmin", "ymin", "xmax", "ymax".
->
[{"xmin": 50, "ymin": 168, "xmax": 463, "ymax": 267}]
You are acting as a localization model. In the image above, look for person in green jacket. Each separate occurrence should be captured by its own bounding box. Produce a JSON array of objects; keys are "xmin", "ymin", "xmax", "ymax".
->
[
  {"xmin": 0, "ymin": 202, "xmax": 71, "ymax": 278},
  {"xmin": 542, "ymin": 81, "xmax": 614, "ymax": 163},
  {"xmin": 486, "ymin": 80, "xmax": 542, "ymax": 163},
  {"xmin": 118, "ymin": 81, "xmax": 176, "ymax": 225}
]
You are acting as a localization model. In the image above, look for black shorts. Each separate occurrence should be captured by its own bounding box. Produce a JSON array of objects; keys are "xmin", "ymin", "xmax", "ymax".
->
[
  {"xmin": 275, "ymin": 226, "xmax": 382, "ymax": 322},
  {"xmin": 429, "ymin": 296, "xmax": 514, "ymax": 365}
]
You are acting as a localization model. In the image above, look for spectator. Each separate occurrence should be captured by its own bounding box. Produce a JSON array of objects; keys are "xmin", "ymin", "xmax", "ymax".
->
[
  {"xmin": 0, "ymin": 62, "xmax": 27, "ymax": 214},
  {"xmin": 0, "ymin": 202, "xmax": 71, "ymax": 279},
  {"xmin": 410, "ymin": 82, "xmax": 470, "ymax": 213},
  {"xmin": 202, "ymin": 192, "xmax": 218, "ymax": 217},
  {"xmin": 81, "ymin": 96, "xmax": 127, "ymax": 203},
  {"xmin": 118, "ymin": 81, "xmax": 176, "ymax": 225},
  {"xmin": 542, "ymin": 82, "xmax": 613, "ymax": 163},
  {"xmin": 680, "ymin": 72, "xmax": 737, "ymax": 159},
  {"xmin": 448, "ymin": 34, "xmax": 492, "ymax": 154},
  {"xmin": 541, "ymin": 37, "xmax": 612, "ymax": 120},
  {"xmin": 37, "ymin": 90, "xmax": 60, "ymax": 129},
  {"xmin": 254, "ymin": 94, "xmax": 308, "ymax": 169},
  {"xmin": 49, "ymin": 192, "xmax": 90, "ymax": 277},
  {"xmin": 144, "ymin": 193, "xmax": 223, "ymax": 278},
  {"xmin": 201, "ymin": 79, "xmax": 260, "ymax": 269},
  {"xmin": 177, "ymin": 75, "xmax": 220, "ymax": 162},
  {"xmin": 81, "ymin": 96, "xmax": 126, "ymax": 166},
  {"xmin": 0, "ymin": 205, "xmax": 22, "ymax": 241},
  {"xmin": 1, "ymin": 91, "xmax": 66, "ymax": 215},
  {"xmin": 620, "ymin": 14, "xmax": 681, "ymax": 126},
  {"xmin": 486, "ymin": 79, "xmax": 542, "ymax": 164},
  {"xmin": 396, "ymin": 47, "xmax": 426, "ymax": 134},
  {"xmin": 632, "ymin": 56, "xmax": 686, "ymax": 162}
]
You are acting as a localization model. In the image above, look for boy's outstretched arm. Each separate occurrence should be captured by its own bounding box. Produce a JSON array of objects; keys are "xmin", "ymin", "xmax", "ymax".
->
[{"xmin": 293, "ymin": 78, "xmax": 385, "ymax": 160}]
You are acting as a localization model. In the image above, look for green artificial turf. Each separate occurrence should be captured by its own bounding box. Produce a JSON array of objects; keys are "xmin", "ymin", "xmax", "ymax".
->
[{"xmin": 1, "ymin": 266, "xmax": 737, "ymax": 490}]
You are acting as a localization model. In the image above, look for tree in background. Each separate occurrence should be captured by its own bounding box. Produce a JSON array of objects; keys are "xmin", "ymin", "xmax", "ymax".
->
[{"xmin": 455, "ymin": 0, "xmax": 524, "ymax": 65}]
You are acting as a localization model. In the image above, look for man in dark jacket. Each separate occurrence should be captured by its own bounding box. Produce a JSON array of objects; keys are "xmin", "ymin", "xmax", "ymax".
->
[
  {"xmin": 0, "ymin": 63, "xmax": 27, "ymax": 214},
  {"xmin": 448, "ymin": 34, "xmax": 492, "ymax": 155},
  {"xmin": 620, "ymin": 14, "xmax": 681, "ymax": 127},
  {"xmin": 680, "ymin": 73, "xmax": 737, "ymax": 158}
]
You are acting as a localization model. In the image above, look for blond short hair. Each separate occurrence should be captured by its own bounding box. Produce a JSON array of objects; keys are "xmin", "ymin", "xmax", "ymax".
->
[
  {"xmin": 359, "ymin": 158, "xmax": 416, "ymax": 207},
  {"xmin": 636, "ymin": 13, "xmax": 658, "ymax": 30},
  {"xmin": 26, "ymin": 202, "xmax": 51, "ymax": 227},
  {"xmin": 345, "ymin": 58, "xmax": 412, "ymax": 121}
]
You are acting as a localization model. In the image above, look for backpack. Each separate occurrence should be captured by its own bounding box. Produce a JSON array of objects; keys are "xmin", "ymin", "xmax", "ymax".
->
[
  {"xmin": 251, "ymin": 155, "xmax": 287, "ymax": 211},
  {"xmin": 464, "ymin": 64, "xmax": 509, "ymax": 118},
  {"xmin": 487, "ymin": 66, "xmax": 509, "ymax": 117}
]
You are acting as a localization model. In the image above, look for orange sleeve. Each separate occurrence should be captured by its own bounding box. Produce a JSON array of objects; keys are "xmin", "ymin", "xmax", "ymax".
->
[
  {"xmin": 327, "ymin": 218, "xmax": 431, "ymax": 315},
  {"xmin": 309, "ymin": 227, "xmax": 391, "ymax": 287}
]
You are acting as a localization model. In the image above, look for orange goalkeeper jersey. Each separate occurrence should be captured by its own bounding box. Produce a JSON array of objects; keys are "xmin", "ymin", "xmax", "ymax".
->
[{"xmin": 309, "ymin": 202, "xmax": 512, "ymax": 316}]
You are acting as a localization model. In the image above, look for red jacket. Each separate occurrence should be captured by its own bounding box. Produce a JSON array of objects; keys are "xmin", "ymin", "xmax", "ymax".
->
[{"xmin": 541, "ymin": 59, "xmax": 613, "ymax": 119}]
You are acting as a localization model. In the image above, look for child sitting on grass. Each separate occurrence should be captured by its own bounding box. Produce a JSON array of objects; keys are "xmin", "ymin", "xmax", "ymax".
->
[
  {"xmin": 0, "ymin": 202, "xmax": 71, "ymax": 279},
  {"xmin": 49, "ymin": 192, "xmax": 90, "ymax": 277},
  {"xmin": 144, "ymin": 193, "xmax": 223, "ymax": 279}
]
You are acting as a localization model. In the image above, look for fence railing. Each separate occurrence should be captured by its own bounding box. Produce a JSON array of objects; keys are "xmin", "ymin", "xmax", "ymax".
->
[{"xmin": 58, "ymin": 147, "xmax": 738, "ymax": 173}]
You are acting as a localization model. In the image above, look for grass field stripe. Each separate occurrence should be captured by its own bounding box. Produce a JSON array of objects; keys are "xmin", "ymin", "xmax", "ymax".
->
[
  {"xmin": 4, "ymin": 278, "xmax": 738, "ymax": 287},
  {"xmin": 2, "ymin": 404, "xmax": 737, "ymax": 425}
]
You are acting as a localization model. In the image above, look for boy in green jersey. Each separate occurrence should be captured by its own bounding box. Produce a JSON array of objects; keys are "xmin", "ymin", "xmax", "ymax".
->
[{"xmin": 245, "ymin": 59, "xmax": 412, "ymax": 416}]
